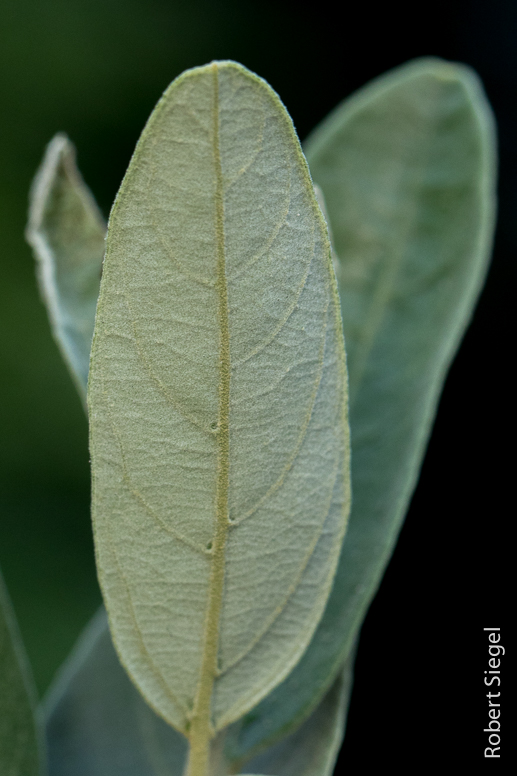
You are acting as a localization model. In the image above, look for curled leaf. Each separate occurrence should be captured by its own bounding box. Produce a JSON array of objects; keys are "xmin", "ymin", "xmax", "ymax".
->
[{"xmin": 26, "ymin": 134, "xmax": 106, "ymax": 399}]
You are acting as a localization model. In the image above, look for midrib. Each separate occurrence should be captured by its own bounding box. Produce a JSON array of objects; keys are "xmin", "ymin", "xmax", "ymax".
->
[{"xmin": 184, "ymin": 63, "xmax": 231, "ymax": 776}]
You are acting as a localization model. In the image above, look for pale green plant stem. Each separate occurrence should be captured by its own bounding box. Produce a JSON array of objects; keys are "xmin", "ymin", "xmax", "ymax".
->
[{"xmin": 185, "ymin": 63, "xmax": 231, "ymax": 776}]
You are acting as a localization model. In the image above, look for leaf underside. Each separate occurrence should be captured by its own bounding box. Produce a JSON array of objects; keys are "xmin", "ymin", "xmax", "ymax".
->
[
  {"xmin": 44, "ymin": 607, "xmax": 353, "ymax": 776},
  {"xmin": 229, "ymin": 56, "xmax": 496, "ymax": 758},
  {"xmin": 88, "ymin": 58, "xmax": 350, "ymax": 762}
]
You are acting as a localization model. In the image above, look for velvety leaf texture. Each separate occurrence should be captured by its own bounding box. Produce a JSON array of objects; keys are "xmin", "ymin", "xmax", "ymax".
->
[
  {"xmin": 229, "ymin": 57, "xmax": 496, "ymax": 758},
  {"xmin": 88, "ymin": 60, "xmax": 350, "ymax": 772},
  {"xmin": 44, "ymin": 608, "xmax": 353, "ymax": 776},
  {"xmin": 0, "ymin": 571, "xmax": 44, "ymax": 776},
  {"xmin": 26, "ymin": 133, "xmax": 106, "ymax": 399}
]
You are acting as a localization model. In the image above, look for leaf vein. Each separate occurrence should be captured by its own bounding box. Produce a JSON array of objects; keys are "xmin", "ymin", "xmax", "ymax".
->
[
  {"xmin": 232, "ymin": 230, "xmax": 316, "ymax": 369},
  {"xmin": 217, "ymin": 439, "xmax": 341, "ymax": 676},
  {"xmin": 228, "ymin": 156, "xmax": 292, "ymax": 282},
  {"xmin": 99, "ymin": 377, "xmax": 210, "ymax": 556},
  {"xmin": 230, "ymin": 292, "xmax": 330, "ymax": 527},
  {"xmin": 102, "ymin": 502, "xmax": 189, "ymax": 720},
  {"xmin": 119, "ymin": 275, "xmax": 211, "ymax": 435}
]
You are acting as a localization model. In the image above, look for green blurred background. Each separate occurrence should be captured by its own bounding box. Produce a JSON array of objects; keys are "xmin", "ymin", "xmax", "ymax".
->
[{"xmin": 0, "ymin": 0, "xmax": 513, "ymax": 767}]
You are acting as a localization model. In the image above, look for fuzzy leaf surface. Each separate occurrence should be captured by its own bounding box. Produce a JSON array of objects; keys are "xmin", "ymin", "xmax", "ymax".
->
[
  {"xmin": 229, "ymin": 57, "xmax": 496, "ymax": 757},
  {"xmin": 0, "ymin": 571, "xmax": 44, "ymax": 775},
  {"xmin": 26, "ymin": 133, "xmax": 106, "ymax": 399},
  {"xmin": 88, "ymin": 59, "xmax": 350, "ymax": 756},
  {"xmin": 44, "ymin": 608, "xmax": 353, "ymax": 776}
]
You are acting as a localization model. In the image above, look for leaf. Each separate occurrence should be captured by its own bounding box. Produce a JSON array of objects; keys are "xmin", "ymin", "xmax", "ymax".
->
[
  {"xmin": 228, "ymin": 57, "xmax": 497, "ymax": 758},
  {"xmin": 235, "ymin": 650, "xmax": 354, "ymax": 776},
  {"xmin": 88, "ymin": 60, "xmax": 350, "ymax": 774},
  {"xmin": 44, "ymin": 608, "xmax": 187, "ymax": 776},
  {"xmin": 0, "ymin": 569, "xmax": 45, "ymax": 776},
  {"xmin": 313, "ymin": 184, "xmax": 339, "ymax": 282},
  {"xmin": 26, "ymin": 133, "xmax": 106, "ymax": 400},
  {"xmin": 44, "ymin": 609, "xmax": 353, "ymax": 776}
]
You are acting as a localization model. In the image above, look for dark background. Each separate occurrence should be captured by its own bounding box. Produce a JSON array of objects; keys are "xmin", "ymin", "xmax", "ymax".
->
[{"xmin": 0, "ymin": 0, "xmax": 512, "ymax": 769}]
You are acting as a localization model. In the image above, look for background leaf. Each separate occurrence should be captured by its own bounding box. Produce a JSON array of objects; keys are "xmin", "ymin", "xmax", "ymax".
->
[
  {"xmin": 88, "ymin": 59, "xmax": 349, "ymax": 771},
  {"xmin": 26, "ymin": 133, "xmax": 106, "ymax": 400},
  {"xmin": 45, "ymin": 608, "xmax": 353, "ymax": 776},
  {"xmin": 228, "ymin": 57, "xmax": 497, "ymax": 759},
  {"xmin": 235, "ymin": 651, "xmax": 353, "ymax": 776},
  {"xmin": 44, "ymin": 608, "xmax": 187, "ymax": 776},
  {"xmin": 0, "ymin": 570, "xmax": 44, "ymax": 776}
]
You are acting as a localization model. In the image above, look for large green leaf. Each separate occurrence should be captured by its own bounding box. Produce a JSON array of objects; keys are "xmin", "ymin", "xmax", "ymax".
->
[
  {"xmin": 228, "ymin": 57, "xmax": 496, "ymax": 758},
  {"xmin": 88, "ymin": 61, "xmax": 350, "ymax": 774},
  {"xmin": 44, "ymin": 607, "xmax": 353, "ymax": 776},
  {"xmin": 26, "ymin": 133, "xmax": 106, "ymax": 400},
  {"xmin": 0, "ymin": 570, "xmax": 44, "ymax": 776}
]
